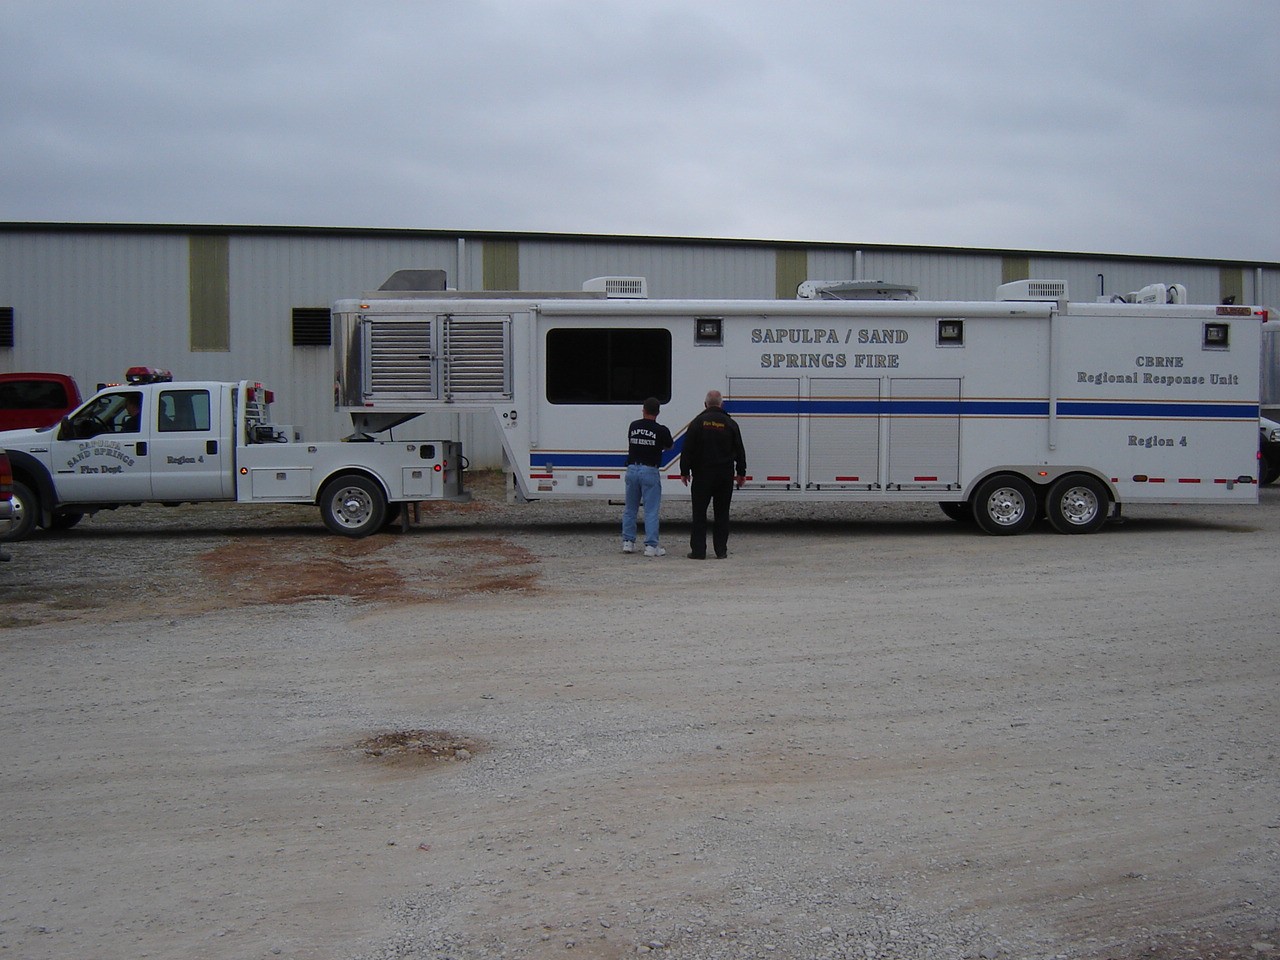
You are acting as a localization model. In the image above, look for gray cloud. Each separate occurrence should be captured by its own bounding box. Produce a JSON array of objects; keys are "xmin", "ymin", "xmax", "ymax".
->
[{"xmin": 2, "ymin": 0, "xmax": 1276, "ymax": 260}]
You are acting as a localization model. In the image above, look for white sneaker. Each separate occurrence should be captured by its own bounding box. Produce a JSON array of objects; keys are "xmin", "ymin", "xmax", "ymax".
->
[
  {"xmin": 622, "ymin": 540, "xmax": 635, "ymax": 553},
  {"xmin": 643, "ymin": 545, "xmax": 666, "ymax": 557}
]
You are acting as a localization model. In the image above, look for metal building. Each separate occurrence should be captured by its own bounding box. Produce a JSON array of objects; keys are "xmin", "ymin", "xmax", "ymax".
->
[{"xmin": 1, "ymin": 222, "xmax": 1276, "ymax": 465}]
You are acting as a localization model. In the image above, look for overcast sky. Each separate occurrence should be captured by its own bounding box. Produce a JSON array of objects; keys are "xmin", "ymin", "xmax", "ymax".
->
[{"xmin": 3, "ymin": 1, "xmax": 1277, "ymax": 261}]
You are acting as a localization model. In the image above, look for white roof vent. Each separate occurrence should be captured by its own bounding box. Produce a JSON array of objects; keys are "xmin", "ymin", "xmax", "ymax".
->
[
  {"xmin": 797, "ymin": 280, "xmax": 918, "ymax": 301},
  {"xmin": 582, "ymin": 276, "xmax": 648, "ymax": 299},
  {"xmin": 996, "ymin": 279, "xmax": 1068, "ymax": 302}
]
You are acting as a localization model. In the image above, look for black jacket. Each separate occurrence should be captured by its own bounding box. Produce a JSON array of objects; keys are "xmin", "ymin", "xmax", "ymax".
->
[{"xmin": 680, "ymin": 406, "xmax": 746, "ymax": 477}]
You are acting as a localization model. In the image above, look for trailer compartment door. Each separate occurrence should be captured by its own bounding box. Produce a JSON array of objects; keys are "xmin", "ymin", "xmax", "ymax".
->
[
  {"xmin": 808, "ymin": 377, "xmax": 881, "ymax": 488},
  {"xmin": 729, "ymin": 377, "xmax": 799, "ymax": 489},
  {"xmin": 887, "ymin": 377, "xmax": 960, "ymax": 489}
]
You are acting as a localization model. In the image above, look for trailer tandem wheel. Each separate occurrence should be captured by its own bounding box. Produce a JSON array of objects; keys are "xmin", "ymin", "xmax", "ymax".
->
[
  {"xmin": 318, "ymin": 474, "xmax": 387, "ymax": 537},
  {"xmin": 972, "ymin": 474, "xmax": 1038, "ymax": 536},
  {"xmin": 1045, "ymin": 474, "xmax": 1109, "ymax": 534}
]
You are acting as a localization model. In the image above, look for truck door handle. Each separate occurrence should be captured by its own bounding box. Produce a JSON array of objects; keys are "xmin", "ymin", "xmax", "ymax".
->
[
  {"xmin": 136, "ymin": 441, "xmax": 147, "ymax": 456},
  {"xmin": 206, "ymin": 440, "xmax": 218, "ymax": 455}
]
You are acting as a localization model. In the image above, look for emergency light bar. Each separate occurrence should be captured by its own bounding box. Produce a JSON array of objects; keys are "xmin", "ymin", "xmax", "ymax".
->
[{"xmin": 125, "ymin": 366, "xmax": 173, "ymax": 384}]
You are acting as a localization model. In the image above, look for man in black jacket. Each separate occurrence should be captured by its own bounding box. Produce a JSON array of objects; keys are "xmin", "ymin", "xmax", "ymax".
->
[{"xmin": 680, "ymin": 389, "xmax": 747, "ymax": 559}]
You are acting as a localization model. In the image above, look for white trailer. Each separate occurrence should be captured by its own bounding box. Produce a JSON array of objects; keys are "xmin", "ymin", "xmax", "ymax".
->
[{"xmin": 332, "ymin": 278, "xmax": 1265, "ymax": 535}]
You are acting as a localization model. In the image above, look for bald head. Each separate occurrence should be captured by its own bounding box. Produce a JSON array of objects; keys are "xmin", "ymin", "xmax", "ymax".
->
[{"xmin": 704, "ymin": 390, "xmax": 723, "ymax": 408}]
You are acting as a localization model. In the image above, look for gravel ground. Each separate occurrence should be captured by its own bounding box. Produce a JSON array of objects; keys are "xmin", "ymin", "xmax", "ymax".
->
[{"xmin": 1, "ymin": 475, "xmax": 1278, "ymax": 960}]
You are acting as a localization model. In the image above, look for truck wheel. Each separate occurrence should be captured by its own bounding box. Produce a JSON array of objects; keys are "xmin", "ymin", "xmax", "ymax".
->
[
  {"xmin": 1, "ymin": 481, "xmax": 39, "ymax": 542},
  {"xmin": 972, "ymin": 474, "xmax": 1037, "ymax": 536},
  {"xmin": 381, "ymin": 502, "xmax": 404, "ymax": 529},
  {"xmin": 1263, "ymin": 457, "xmax": 1280, "ymax": 486},
  {"xmin": 50, "ymin": 511, "xmax": 84, "ymax": 531},
  {"xmin": 1045, "ymin": 474, "xmax": 1109, "ymax": 534},
  {"xmin": 319, "ymin": 475, "xmax": 387, "ymax": 537}
]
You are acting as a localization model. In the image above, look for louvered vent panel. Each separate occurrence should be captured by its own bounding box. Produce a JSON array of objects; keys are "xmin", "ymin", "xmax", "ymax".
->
[
  {"xmin": 291, "ymin": 307, "xmax": 331, "ymax": 346},
  {"xmin": 444, "ymin": 318, "xmax": 511, "ymax": 397},
  {"xmin": 368, "ymin": 321, "xmax": 436, "ymax": 398}
]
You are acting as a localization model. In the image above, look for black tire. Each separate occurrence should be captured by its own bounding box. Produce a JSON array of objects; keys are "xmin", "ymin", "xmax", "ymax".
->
[
  {"xmin": 1045, "ymin": 474, "xmax": 1109, "ymax": 534},
  {"xmin": 318, "ymin": 474, "xmax": 387, "ymax": 537},
  {"xmin": 938, "ymin": 501, "xmax": 970, "ymax": 522},
  {"xmin": 50, "ymin": 511, "xmax": 84, "ymax": 531},
  {"xmin": 381, "ymin": 502, "xmax": 404, "ymax": 529},
  {"xmin": 972, "ymin": 474, "xmax": 1038, "ymax": 536},
  {"xmin": 1263, "ymin": 457, "xmax": 1280, "ymax": 486},
  {"xmin": 1, "ymin": 480, "xmax": 39, "ymax": 542}
]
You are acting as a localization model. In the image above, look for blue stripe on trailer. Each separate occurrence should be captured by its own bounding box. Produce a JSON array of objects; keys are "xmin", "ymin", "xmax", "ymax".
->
[{"xmin": 1055, "ymin": 400, "xmax": 1258, "ymax": 420}]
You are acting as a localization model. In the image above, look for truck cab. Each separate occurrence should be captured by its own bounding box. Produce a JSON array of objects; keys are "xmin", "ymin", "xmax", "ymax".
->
[{"xmin": 0, "ymin": 370, "xmax": 239, "ymax": 539}]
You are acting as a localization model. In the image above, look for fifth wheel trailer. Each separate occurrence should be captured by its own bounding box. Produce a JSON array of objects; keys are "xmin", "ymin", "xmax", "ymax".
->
[{"xmin": 331, "ymin": 277, "xmax": 1264, "ymax": 535}]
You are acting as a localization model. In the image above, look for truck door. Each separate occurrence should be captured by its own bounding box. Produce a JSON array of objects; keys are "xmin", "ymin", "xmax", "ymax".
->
[
  {"xmin": 48, "ymin": 389, "xmax": 153, "ymax": 503},
  {"xmin": 728, "ymin": 377, "xmax": 800, "ymax": 488},
  {"xmin": 149, "ymin": 387, "xmax": 232, "ymax": 500}
]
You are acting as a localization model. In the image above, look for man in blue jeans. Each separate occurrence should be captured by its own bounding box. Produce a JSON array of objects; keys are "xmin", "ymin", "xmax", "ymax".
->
[{"xmin": 621, "ymin": 397, "xmax": 674, "ymax": 557}]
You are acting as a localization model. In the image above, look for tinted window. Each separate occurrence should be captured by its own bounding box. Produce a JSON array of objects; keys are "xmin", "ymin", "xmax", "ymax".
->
[
  {"xmin": 546, "ymin": 328, "xmax": 671, "ymax": 405},
  {"xmin": 158, "ymin": 390, "xmax": 212, "ymax": 432},
  {"xmin": 0, "ymin": 380, "xmax": 69, "ymax": 410}
]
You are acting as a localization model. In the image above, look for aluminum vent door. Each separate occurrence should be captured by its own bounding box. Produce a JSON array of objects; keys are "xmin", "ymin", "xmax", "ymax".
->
[
  {"xmin": 363, "ymin": 318, "xmax": 438, "ymax": 401},
  {"xmin": 443, "ymin": 316, "xmax": 512, "ymax": 399}
]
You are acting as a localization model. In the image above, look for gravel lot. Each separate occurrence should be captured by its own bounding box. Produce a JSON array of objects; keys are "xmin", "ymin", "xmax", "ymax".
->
[{"xmin": 2, "ymin": 475, "xmax": 1278, "ymax": 960}]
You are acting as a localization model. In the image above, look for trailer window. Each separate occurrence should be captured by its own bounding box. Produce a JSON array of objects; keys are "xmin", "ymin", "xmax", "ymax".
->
[{"xmin": 546, "ymin": 328, "xmax": 671, "ymax": 404}]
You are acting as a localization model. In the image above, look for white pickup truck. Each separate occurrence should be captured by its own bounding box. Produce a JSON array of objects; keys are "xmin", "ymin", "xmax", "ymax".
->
[{"xmin": 0, "ymin": 368, "xmax": 466, "ymax": 541}]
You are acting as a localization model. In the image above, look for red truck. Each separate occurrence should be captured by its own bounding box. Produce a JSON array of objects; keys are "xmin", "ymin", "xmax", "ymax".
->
[
  {"xmin": 0, "ymin": 372, "xmax": 83, "ymax": 432},
  {"xmin": 0, "ymin": 451, "xmax": 12, "ymax": 560}
]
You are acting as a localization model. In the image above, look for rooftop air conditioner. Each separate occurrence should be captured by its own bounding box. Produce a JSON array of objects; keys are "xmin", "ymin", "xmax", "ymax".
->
[
  {"xmin": 582, "ymin": 276, "xmax": 648, "ymax": 299},
  {"xmin": 996, "ymin": 279, "xmax": 1068, "ymax": 302}
]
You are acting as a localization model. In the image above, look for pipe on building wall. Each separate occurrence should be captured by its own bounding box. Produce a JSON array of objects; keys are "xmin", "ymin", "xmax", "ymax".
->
[
  {"xmin": 854, "ymin": 249, "xmax": 863, "ymax": 281},
  {"xmin": 457, "ymin": 238, "xmax": 468, "ymax": 291}
]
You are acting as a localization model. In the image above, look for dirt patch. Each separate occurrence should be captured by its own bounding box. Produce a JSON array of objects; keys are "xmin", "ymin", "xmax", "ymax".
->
[
  {"xmin": 198, "ymin": 533, "xmax": 541, "ymax": 607},
  {"xmin": 198, "ymin": 536, "xmax": 406, "ymax": 605},
  {"xmin": 3, "ymin": 480, "xmax": 1277, "ymax": 960},
  {"xmin": 355, "ymin": 729, "xmax": 487, "ymax": 767}
]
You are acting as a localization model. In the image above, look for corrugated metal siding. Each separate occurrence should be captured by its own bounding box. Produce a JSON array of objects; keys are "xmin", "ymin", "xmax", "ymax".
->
[
  {"xmin": 0, "ymin": 230, "xmax": 190, "ymax": 393},
  {"xmin": 1027, "ymin": 257, "xmax": 1223, "ymax": 305},
  {"xmin": 2, "ymin": 226, "xmax": 1276, "ymax": 468},
  {"xmin": 226, "ymin": 234, "xmax": 465, "ymax": 442},
  {"xmin": 859, "ymin": 250, "xmax": 1003, "ymax": 301},
  {"xmin": 518, "ymin": 239, "xmax": 776, "ymax": 299}
]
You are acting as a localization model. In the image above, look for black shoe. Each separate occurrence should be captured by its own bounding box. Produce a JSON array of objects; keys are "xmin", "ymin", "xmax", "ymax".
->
[
  {"xmin": 714, "ymin": 552, "xmax": 727, "ymax": 559},
  {"xmin": 687, "ymin": 551, "xmax": 705, "ymax": 560}
]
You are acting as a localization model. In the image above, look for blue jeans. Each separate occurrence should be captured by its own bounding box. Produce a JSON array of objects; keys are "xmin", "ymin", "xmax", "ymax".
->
[{"xmin": 622, "ymin": 464, "xmax": 663, "ymax": 547}]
